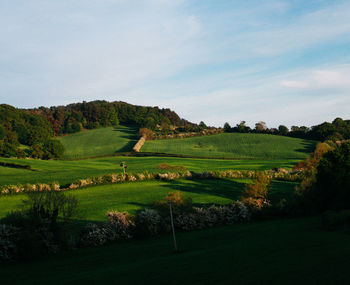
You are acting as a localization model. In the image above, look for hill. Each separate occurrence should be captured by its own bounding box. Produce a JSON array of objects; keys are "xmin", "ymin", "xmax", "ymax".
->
[
  {"xmin": 142, "ymin": 133, "xmax": 316, "ymax": 159},
  {"xmin": 58, "ymin": 125, "xmax": 138, "ymax": 159}
]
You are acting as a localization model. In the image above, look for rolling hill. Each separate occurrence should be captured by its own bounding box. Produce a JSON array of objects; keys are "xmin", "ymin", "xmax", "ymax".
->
[
  {"xmin": 58, "ymin": 125, "xmax": 138, "ymax": 159},
  {"xmin": 142, "ymin": 133, "xmax": 317, "ymax": 159}
]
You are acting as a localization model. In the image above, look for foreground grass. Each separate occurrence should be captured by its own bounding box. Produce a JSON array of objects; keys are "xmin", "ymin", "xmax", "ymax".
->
[
  {"xmin": 0, "ymin": 156, "xmax": 299, "ymax": 186},
  {"xmin": 143, "ymin": 133, "xmax": 316, "ymax": 159},
  {"xmin": 58, "ymin": 125, "xmax": 138, "ymax": 159},
  {"xmin": 1, "ymin": 217, "xmax": 349, "ymax": 285}
]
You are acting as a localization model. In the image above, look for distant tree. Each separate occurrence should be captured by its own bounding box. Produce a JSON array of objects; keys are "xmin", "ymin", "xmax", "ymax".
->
[
  {"xmin": 224, "ymin": 122, "xmax": 231, "ymax": 132},
  {"xmin": 199, "ymin": 121, "xmax": 207, "ymax": 130},
  {"xmin": 278, "ymin": 125, "xmax": 289, "ymax": 136},
  {"xmin": 255, "ymin": 121, "xmax": 267, "ymax": 132}
]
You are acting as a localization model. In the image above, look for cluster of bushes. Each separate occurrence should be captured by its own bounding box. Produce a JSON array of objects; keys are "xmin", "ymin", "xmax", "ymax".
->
[
  {"xmin": 80, "ymin": 192, "xmax": 251, "ymax": 247},
  {"xmin": 0, "ymin": 169, "xmax": 301, "ymax": 195},
  {"xmin": 0, "ymin": 191, "xmax": 78, "ymax": 262},
  {"xmin": 296, "ymin": 142, "xmax": 350, "ymax": 213}
]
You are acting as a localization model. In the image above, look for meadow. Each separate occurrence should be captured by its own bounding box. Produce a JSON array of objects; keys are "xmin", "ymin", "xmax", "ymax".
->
[
  {"xmin": 1, "ymin": 217, "xmax": 350, "ymax": 285},
  {"xmin": 58, "ymin": 125, "xmax": 138, "ymax": 159},
  {"xmin": 0, "ymin": 156, "xmax": 300, "ymax": 186},
  {"xmin": 0, "ymin": 179, "xmax": 297, "ymax": 221},
  {"xmin": 142, "ymin": 133, "xmax": 316, "ymax": 159}
]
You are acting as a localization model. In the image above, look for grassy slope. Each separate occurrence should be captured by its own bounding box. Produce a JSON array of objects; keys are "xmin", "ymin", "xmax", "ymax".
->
[
  {"xmin": 143, "ymin": 133, "xmax": 316, "ymax": 159},
  {"xmin": 0, "ymin": 179, "xmax": 297, "ymax": 221},
  {"xmin": 0, "ymin": 156, "xmax": 299, "ymax": 186},
  {"xmin": 1, "ymin": 217, "xmax": 350, "ymax": 285},
  {"xmin": 58, "ymin": 125, "xmax": 138, "ymax": 159}
]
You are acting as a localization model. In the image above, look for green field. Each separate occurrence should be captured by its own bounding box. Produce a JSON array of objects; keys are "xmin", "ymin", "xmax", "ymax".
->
[
  {"xmin": 1, "ymin": 217, "xmax": 349, "ymax": 285},
  {"xmin": 143, "ymin": 133, "xmax": 316, "ymax": 159},
  {"xmin": 0, "ymin": 179, "xmax": 297, "ymax": 221},
  {"xmin": 0, "ymin": 156, "xmax": 299, "ymax": 186},
  {"xmin": 58, "ymin": 125, "xmax": 138, "ymax": 159}
]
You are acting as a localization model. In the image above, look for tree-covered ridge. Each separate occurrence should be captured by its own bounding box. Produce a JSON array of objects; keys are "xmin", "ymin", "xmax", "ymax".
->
[
  {"xmin": 33, "ymin": 100, "xmax": 187, "ymax": 136},
  {"xmin": 223, "ymin": 118, "xmax": 350, "ymax": 142}
]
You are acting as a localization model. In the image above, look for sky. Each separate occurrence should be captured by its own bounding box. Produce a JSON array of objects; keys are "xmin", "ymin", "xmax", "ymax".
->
[{"xmin": 0, "ymin": 0, "xmax": 350, "ymax": 128}]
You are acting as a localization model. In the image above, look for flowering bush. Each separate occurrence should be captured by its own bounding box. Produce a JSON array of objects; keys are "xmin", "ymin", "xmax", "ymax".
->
[
  {"xmin": 135, "ymin": 209, "xmax": 164, "ymax": 236},
  {"xmin": 79, "ymin": 223, "xmax": 109, "ymax": 247},
  {"xmin": 106, "ymin": 211, "xmax": 135, "ymax": 240}
]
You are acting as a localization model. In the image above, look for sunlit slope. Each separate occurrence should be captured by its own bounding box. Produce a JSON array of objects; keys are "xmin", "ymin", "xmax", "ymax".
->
[
  {"xmin": 142, "ymin": 133, "xmax": 316, "ymax": 159},
  {"xmin": 58, "ymin": 125, "xmax": 138, "ymax": 159}
]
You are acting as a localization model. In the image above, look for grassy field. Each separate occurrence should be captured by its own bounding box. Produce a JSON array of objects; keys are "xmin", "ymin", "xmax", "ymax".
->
[
  {"xmin": 1, "ymin": 216, "xmax": 349, "ymax": 285},
  {"xmin": 143, "ymin": 133, "xmax": 316, "ymax": 159},
  {"xmin": 0, "ymin": 156, "xmax": 300, "ymax": 186},
  {"xmin": 0, "ymin": 179, "xmax": 297, "ymax": 221},
  {"xmin": 58, "ymin": 125, "xmax": 138, "ymax": 159}
]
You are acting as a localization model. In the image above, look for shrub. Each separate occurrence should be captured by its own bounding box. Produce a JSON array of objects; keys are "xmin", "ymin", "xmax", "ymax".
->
[
  {"xmin": 153, "ymin": 191, "xmax": 193, "ymax": 215},
  {"xmin": 135, "ymin": 209, "xmax": 165, "ymax": 237},
  {"xmin": 0, "ymin": 224, "xmax": 18, "ymax": 262},
  {"xmin": 105, "ymin": 211, "xmax": 135, "ymax": 240},
  {"xmin": 241, "ymin": 172, "xmax": 271, "ymax": 213},
  {"xmin": 79, "ymin": 224, "xmax": 109, "ymax": 247}
]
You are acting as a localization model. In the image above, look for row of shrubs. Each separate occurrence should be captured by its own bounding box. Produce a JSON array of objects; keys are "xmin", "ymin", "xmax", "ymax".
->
[
  {"xmin": 80, "ymin": 200, "xmax": 250, "ymax": 247},
  {"xmin": 152, "ymin": 129, "xmax": 223, "ymax": 140},
  {"xmin": 0, "ymin": 169, "xmax": 302, "ymax": 195}
]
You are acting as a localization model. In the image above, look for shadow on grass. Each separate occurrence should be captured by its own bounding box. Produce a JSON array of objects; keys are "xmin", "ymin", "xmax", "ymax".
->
[{"xmin": 295, "ymin": 140, "xmax": 317, "ymax": 154}]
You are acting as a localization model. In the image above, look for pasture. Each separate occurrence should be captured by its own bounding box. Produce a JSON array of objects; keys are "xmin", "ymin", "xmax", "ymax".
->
[
  {"xmin": 0, "ymin": 156, "xmax": 299, "ymax": 186},
  {"xmin": 1, "ymin": 217, "xmax": 350, "ymax": 284},
  {"xmin": 142, "ymin": 133, "xmax": 316, "ymax": 159},
  {"xmin": 0, "ymin": 179, "xmax": 297, "ymax": 221},
  {"xmin": 58, "ymin": 125, "xmax": 138, "ymax": 159}
]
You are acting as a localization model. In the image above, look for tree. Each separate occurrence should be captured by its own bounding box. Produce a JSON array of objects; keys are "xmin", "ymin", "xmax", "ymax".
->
[
  {"xmin": 278, "ymin": 125, "xmax": 289, "ymax": 136},
  {"xmin": 255, "ymin": 121, "xmax": 267, "ymax": 132},
  {"xmin": 199, "ymin": 121, "xmax": 207, "ymax": 130},
  {"xmin": 223, "ymin": 122, "xmax": 231, "ymax": 132}
]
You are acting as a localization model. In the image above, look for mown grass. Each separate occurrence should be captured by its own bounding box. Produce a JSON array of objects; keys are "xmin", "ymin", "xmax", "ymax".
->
[
  {"xmin": 0, "ymin": 156, "xmax": 300, "ymax": 186},
  {"xmin": 1, "ymin": 216, "xmax": 350, "ymax": 285},
  {"xmin": 58, "ymin": 125, "xmax": 138, "ymax": 159},
  {"xmin": 143, "ymin": 133, "xmax": 317, "ymax": 159}
]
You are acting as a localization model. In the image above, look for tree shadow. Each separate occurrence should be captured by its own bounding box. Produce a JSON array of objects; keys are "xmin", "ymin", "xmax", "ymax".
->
[{"xmin": 295, "ymin": 140, "xmax": 317, "ymax": 154}]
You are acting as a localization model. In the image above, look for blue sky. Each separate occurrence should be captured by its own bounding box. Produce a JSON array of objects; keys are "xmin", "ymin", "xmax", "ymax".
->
[{"xmin": 0, "ymin": 0, "xmax": 349, "ymax": 128}]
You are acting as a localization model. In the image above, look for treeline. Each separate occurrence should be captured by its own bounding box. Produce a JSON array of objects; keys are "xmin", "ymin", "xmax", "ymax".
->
[
  {"xmin": 223, "ymin": 118, "xmax": 350, "ymax": 141},
  {"xmin": 34, "ymin": 100, "xmax": 186, "ymax": 136},
  {"xmin": 0, "ymin": 104, "xmax": 62, "ymax": 159}
]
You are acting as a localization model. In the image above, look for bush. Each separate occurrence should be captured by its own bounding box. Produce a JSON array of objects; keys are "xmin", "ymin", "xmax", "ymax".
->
[
  {"xmin": 105, "ymin": 211, "xmax": 135, "ymax": 240},
  {"xmin": 0, "ymin": 224, "xmax": 18, "ymax": 262},
  {"xmin": 79, "ymin": 224, "xmax": 109, "ymax": 247},
  {"xmin": 135, "ymin": 209, "xmax": 165, "ymax": 237},
  {"xmin": 153, "ymin": 191, "xmax": 193, "ymax": 216}
]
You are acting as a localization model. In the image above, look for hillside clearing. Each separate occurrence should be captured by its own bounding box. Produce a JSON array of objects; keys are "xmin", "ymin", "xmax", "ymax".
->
[{"xmin": 58, "ymin": 125, "xmax": 138, "ymax": 159}]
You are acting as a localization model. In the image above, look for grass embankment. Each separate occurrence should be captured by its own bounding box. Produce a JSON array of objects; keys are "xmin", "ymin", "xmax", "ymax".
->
[
  {"xmin": 58, "ymin": 125, "xmax": 138, "ymax": 159},
  {"xmin": 1, "ymin": 217, "xmax": 349, "ymax": 285},
  {"xmin": 0, "ymin": 156, "xmax": 299, "ymax": 186},
  {"xmin": 0, "ymin": 179, "xmax": 296, "ymax": 221},
  {"xmin": 143, "ymin": 133, "xmax": 316, "ymax": 159}
]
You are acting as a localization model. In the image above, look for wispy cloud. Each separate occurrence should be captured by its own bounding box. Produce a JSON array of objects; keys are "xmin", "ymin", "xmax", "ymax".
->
[{"xmin": 0, "ymin": 0, "xmax": 349, "ymax": 127}]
